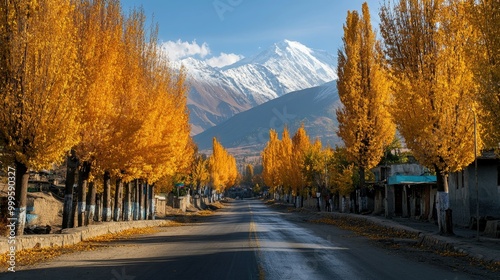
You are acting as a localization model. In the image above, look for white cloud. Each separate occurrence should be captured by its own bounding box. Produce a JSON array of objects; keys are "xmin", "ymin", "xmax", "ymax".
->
[
  {"xmin": 205, "ymin": 52, "xmax": 243, "ymax": 68},
  {"xmin": 160, "ymin": 39, "xmax": 243, "ymax": 68},
  {"xmin": 161, "ymin": 39, "xmax": 211, "ymax": 61}
]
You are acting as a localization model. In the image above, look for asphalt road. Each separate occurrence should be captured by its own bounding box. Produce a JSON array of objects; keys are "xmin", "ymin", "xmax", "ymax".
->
[{"xmin": 2, "ymin": 199, "xmax": 488, "ymax": 280}]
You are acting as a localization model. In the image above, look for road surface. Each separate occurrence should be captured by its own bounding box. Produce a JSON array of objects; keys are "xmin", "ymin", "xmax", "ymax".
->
[{"xmin": 2, "ymin": 199, "xmax": 492, "ymax": 279}]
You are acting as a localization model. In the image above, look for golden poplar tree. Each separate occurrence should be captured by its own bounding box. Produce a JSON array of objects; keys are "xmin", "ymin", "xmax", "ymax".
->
[
  {"xmin": 330, "ymin": 146, "xmax": 355, "ymax": 197},
  {"xmin": 337, "ymin": 2, "xmax": 395, "ymax": 212},
  {"xmin": 73, "ymin": 0, "xmax": 123, "ymax": 166},
  {"xmin": 302, "ymin": 139, "xmax": 325, "ymax": 190},
  {"xmin": 244, "ymin": 164, "xmax": 254, "ymax": 185},
  {"xmin": 208, "ymin": 138, "xmax": 238, "ymax": 192},
  {"xmin": 64, "ymin": 0, "xmax": 125, "ymax": 227},
  {"xmin": 190, "ymin": 153, "xmax": 210, "ymax": 191},
  {"xmin": 262, "ymin": 130, "xmax": 282, "ymax": 194},
  {"xmin": 0, "ymin": 0, "xmax": 82, "ymax": 235},
  {"xmin": 109, "ymin": 9, "xmax": 192, "ymax": 219},
  {"xmin": 380, "ymin": 0, "xmax": 481, "ymax": 233},
  {"xmin": 470, "ymin": 0, "xmax": 500, "ymax": 149},
  {"xmin": 278, "ymin": 127, "xmax": 293, "ymax": 195},
  {"xmin": 291, "ymin": 125, "xmax": 311, "ymax": 201}
]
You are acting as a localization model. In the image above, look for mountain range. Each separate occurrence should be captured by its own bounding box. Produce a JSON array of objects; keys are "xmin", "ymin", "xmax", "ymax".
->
[
  {"xmin": 193, "ymin": 81, "xmax": 342, "ymax": 156},
  {"xmin": 177, "ymin": 40, "xmax": 338, "ymax": 135}
]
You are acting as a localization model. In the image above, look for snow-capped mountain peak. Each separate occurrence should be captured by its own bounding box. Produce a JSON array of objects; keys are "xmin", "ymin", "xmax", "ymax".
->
[
  {"xmin": 179, "ymin": 40, "xmax": 338, "ymax": 135},
  {"xmin": 221, "ymin": 39, "xmax": 337, "ymax": 100}
]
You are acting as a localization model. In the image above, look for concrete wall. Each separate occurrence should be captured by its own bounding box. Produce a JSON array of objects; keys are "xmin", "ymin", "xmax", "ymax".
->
[
  {"xmin": 449, "ymin": 160, "xmax": 500, "ymax": 227},
  {"xmin": 0, "ymin": 220, "xmax": 166, "ymax": 254}
]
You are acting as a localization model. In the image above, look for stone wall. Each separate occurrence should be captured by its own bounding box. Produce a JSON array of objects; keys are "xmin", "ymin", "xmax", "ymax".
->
[{"xmin": 0, "ymin": 220, "xmax": 166, "ymax": 254}]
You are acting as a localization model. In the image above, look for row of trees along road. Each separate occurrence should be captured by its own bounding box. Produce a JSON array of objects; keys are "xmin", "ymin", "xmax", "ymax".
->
[
  {"xmin": 0, "ymin": 0, "xmax": 193, "ymax": 235},
  {"xmin": 262, "ymin": 125, "xmax": 356, "ymax": 206},
  {"xmin": 335, "ymin": 0, "xmax": 499, "ymax": 234},
  {"xmin": 171, "ymin": 138, "xmax": 238, "ymax": 200}
]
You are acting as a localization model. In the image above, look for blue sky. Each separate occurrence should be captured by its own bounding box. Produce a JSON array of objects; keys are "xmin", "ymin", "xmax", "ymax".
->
[{"xmin": 120, "ymin": 0, "xmax": 383, "ymax": 67}]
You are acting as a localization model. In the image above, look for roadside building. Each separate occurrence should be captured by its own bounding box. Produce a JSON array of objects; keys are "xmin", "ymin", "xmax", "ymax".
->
[
  {"xmin": 448, "ymin": 151, "xmax": 500, "ymax": 230},
  {"xmin": 373, "ymin": 163, "xmax": 436, "ymax": 219}
]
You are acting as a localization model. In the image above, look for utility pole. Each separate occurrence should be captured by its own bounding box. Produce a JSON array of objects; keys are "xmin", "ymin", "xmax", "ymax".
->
[{"xmin": 474, "ymin": 111, "xmax": 479, "ymax": 241}]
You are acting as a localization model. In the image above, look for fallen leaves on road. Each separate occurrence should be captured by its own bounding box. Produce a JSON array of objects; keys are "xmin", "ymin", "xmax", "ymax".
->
[
  {"xmin": 85, "ymin": 227, "xmax": 158, "ymax": 243},
  {"xmin": 159, "ymin": 220, "xmax": 187, "ymax": 227},
  {"xmin": 310, "ymin": 216, "xmax": 419, "ymax": 241},
  {"xmin": 310, "ymin": 215, "xmax": 500, "ymax": 273},
  {"xmin": 0, "ymin": 226, "xmax": 158, "ymax": 272},
  {"xmin": 196, "ymin": 210, "xmax": 213, "ymax": 216}
]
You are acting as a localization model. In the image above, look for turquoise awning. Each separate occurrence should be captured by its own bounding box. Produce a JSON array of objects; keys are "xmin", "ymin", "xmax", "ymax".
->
[{"xmin": 388, "ymin": 175, "xmax": 436, "ymax": 185}]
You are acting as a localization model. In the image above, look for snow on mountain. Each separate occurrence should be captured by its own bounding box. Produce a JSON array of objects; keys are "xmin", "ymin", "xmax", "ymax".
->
[
  {"xmin": 224, "ymin": 40, "xmax": 337, "ymax": 98},
  {"xmin": 193, "ymin": 81, "xmax": 342, "ymax": 155},
  {"xmin": 177, "ymin": 40, "xmax": 338, "ymax": 135}
]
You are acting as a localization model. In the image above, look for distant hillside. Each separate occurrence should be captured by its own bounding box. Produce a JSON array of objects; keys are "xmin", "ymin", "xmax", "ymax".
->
[{"xmin": 193, "ymin": 81, "xmax": 342, "ymax": 156}]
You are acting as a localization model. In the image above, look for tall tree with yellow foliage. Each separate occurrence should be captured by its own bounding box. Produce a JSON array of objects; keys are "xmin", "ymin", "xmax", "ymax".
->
[
  {"xmin": 208, "ymin": 138, "xmax": 238, "ymax": 193},
  {"xmin": 337, "ymin": 2, "xmax": 395, "ymax": 212},
  {"xmin": 64, "ymin": 0, "xmax": 125, "ymax": 227},
  {"xmin": 278, "ymin": 127, "xmax": 293, "ymax": 195},
  {"xmin": 108, "ymin": 9, "xmax": 192, "ymax": 220},
  {"xmin": 469, "ymin": 0, "xmax": 500, "ymax": 149},
  {"xmin": 380, "ymin": 0, "xmax": 481, "ymax": 234},
  {"xmin": 190, "ymin": 153, "xmax": 210, "ymax": 192},
  {"xmin": 0, "ymin": 0, "xmax": 82, "ymax": 235},
  {"xmin": 291, "ymin": 125, "xmax": 311, "ymax": 206},
  {"xmin": 302, "ymin": 139, "xmax": 327, "ymax": 191},
  {"xmin": 262, "ymin": 130, "xmax": 282, "ymax": 196}
]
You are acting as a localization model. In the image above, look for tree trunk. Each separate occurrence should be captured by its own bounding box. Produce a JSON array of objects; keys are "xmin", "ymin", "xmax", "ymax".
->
[
  {"xmin": 359, "ymin": 166, "xmax": 367, "ymax": 213},
  {"xmin": 86, "ymin": 182, "xmax": 96, "ymax": 225},
  {"xmin": 95, "ymin": 193, "xmax": 102, "ymax": 222},
  {"xmin": 436, "ymin": 169, "xmax": 453, "ymax": 235},
  {"xmin": 123, "ymin": 181, "xmax": 132, "ymax": 221},
  {"xmin": 148, "ymin": 184, "xmax": 155, "ymax": 220},
  {"xmin": 142, "ymin": 183, "xmax": 149, "ymax": 220},
  {"xmin": 133, "ymin": 179, "xmax": 139, "ymax": 220},
  {"xmin": 14, "ymin": 160, "xmax": 29, "ymax": 236},
  {"xmin": 139, "ymin": 181, "xmax": 144, "ymax": 220},
  {"xmin": 114, "ymin": 177, "xmax": 123, "ymax": 221},
  {"xmin": 71, "ymin": 192, "xmax": 77, "ymax": 228},
  {"xmin": 103, "ymin": 171, "xmax": 112, "ymax": 222},
  {"xmin": 77, "ymin": 161, "xmax": 91, "ymax": 227},
  {"xmin": 62, "ymin": 151, "xmax": 78, "ymax": 229}
]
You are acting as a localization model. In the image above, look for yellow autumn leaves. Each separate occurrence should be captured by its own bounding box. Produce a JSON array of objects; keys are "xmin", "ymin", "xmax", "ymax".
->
[
  {"xmin": 209, "ymin": 138, "xmax": 238, "ymax": 192},
  {"xmin": 0, "ymin": 0, "xmax": 82, "ymax": 170},
  {"xmin": 380, "ymin": 0, "xmax": 484, "ymax": 179},
  {"xmin": 0, "ymin": 0, "xmax": 192, "ymax": 183},
  {"xmin": 262, "ymin": 126, "xmax": 356, "ymax": 198},
  {"xmin": 338, "ymin": 0, "xmax": 498, "ymax": 190},
  {"xmin": 0, "ymin": 0, "xmax": 196, "ymax": 234},
  {"xmin": 337, "ymin": 2, "xmax": 395, "ymax": 190},
  {"xmin": 262, "ymin": 0, "xmax": 499, "ymax": 202}
]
